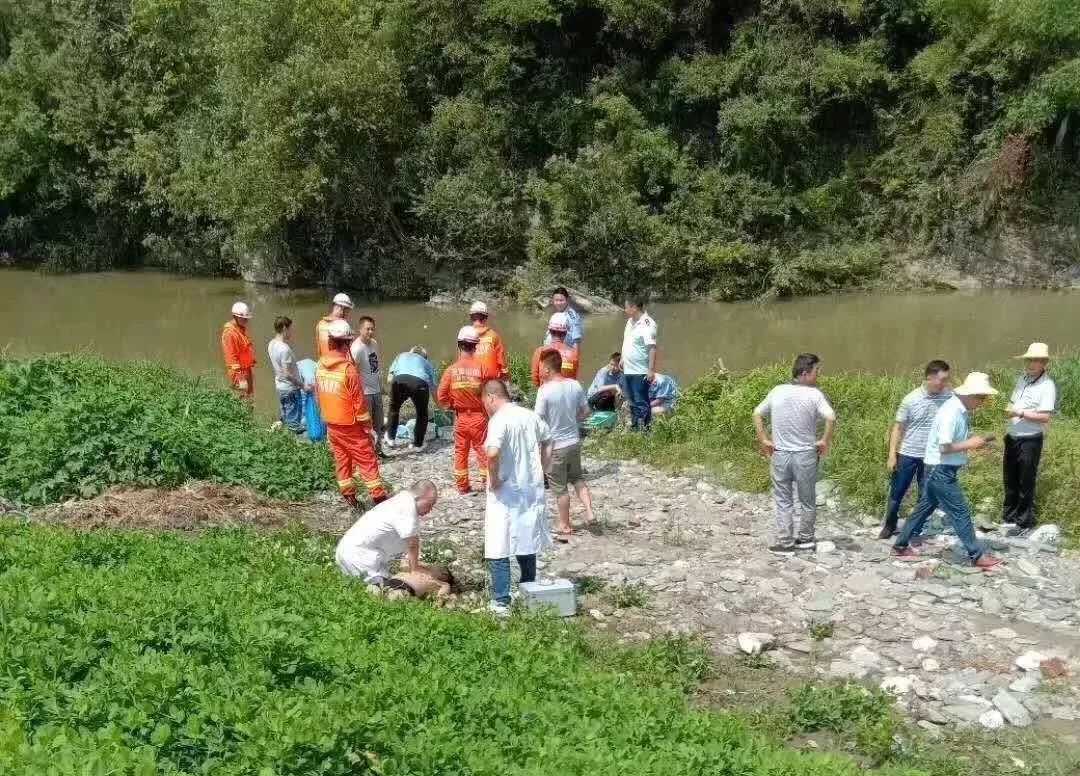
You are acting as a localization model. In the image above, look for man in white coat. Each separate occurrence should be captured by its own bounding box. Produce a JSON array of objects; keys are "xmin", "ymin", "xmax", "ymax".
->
[{"xmin": 481, "ymin": 379, "xmax": 553, "ymax": 617}]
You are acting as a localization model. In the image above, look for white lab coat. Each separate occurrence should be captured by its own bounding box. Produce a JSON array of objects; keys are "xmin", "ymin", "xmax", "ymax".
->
[{"xmin": 483, "ymin": 404, "xmax": 552, "ymax": 559}]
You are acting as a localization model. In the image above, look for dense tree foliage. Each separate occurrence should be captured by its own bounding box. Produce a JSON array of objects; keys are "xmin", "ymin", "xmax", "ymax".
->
[{"xmin": 1, "ymin": 0, "xmax": 1077, "ymax": 298}]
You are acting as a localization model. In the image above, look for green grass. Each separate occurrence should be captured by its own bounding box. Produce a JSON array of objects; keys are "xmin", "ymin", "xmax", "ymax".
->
[
  {"xmin": 0, "ymin": 521, "xmax": 949, "ymax": 776},
  {"xmin": 592, "ymin": 357, "xmax": 1080, "ymax": 546},
  {"xmin": 0, "ymin": 354, "xmax": 334, "ymax": 504},
  {"xmin": 604, "ymin": 582, "xmax": 652, "ymax": 609}
]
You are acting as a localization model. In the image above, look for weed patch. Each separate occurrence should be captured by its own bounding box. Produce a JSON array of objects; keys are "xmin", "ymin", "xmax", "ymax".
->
[{"xmin": 604, "ymin": 582, "xmax": 651, "ymax": 609}]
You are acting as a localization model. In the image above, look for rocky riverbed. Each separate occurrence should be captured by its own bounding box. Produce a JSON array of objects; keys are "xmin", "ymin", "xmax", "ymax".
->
[{"xmin": 374, "ymin": 439, "xmax": 1080, "ymax": 738}]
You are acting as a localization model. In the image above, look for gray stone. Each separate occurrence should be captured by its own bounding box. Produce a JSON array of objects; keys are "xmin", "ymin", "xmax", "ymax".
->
[
  {"xmin": 993, "ymin": 690, "xmax": 1033, "ymax": 727},
  {"xmin": 920, "ymin": 583, "xmax": 952, "ymax": 599},
  {"xmin": 943, "ymin": 704, "xmax": 990, "ymax": 724},
  {"xmin": 1043, "ymin": 607, "xmax": 1074, "ymax": 622},
  {"xmin": 737, "ymin": 632, "xmax": 776, "ymax": 655},
  {"xmin": 989, "ymin": 627, "xmax": 1018, "ymax": 640},
  {"xmin": 981, "ymin": 592, "xmax": 1004, "ymax": 615},
  {"xmin": 804, "ymin": 594, "xmax": 833, "ymax": 612},
  {"xmin": 979, "ymin": 709, "xmax": 1006, "ymax": 730},
  {"xmin": 1009, "ymin": 675, "xmax": 1041, "ymax": 694},
  {"xmin": 1015, "ymin": 651, "xmax": 1048, "ymax": 671},
  {"xmin": 1015, "ymin": 558, "xmax": 1041, "ymax": 577},
  {"xmin": 845, "ymin": 573, "xmax": 883, "ymax": 594},
  {"xmin": 785, "ymin": 640, "xmax": 814, "ymax": 654},
  {"xmin": 912, "ymin": 636, "xmax": 938, "ymax": 652}
]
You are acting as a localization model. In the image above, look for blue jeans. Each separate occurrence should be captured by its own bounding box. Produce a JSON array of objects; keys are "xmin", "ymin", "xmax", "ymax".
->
[
  {"xmin": 488, "ymin": 555, "xmax": 537, "ymax": 606},
  {"xmin": 277, "ymin": 388, "xmax": 304, "ymax": 432},
  {"xmin": 882, "ymin": 454, "xmax": 926, "ymax": 532},
  {"xmin": 894, "ymin": 465, "xmax": 983, "ymax": 562},
  {"xmin": 623, "ymin": 374, "xmax": 651, "ymax": 431}
]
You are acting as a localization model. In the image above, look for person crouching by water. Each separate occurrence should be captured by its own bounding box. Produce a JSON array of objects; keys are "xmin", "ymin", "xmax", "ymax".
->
[
  {"xmin": 316, "ymin": 319, "xmax": 388, "ymax": 508},
  {"xmin": 221, "ymin": 301, "xmax": 256, "ymax": 400},
  {"xmin": 752, "ymin": 354, "xmax": 836, "ymax": 556},
  {"xmin": 1002, "ymin": 343, "xmax": 1057, "ymax": 537},
  {"xmin": 268, "ymin": 315, "xmax": 305, "ymax": 433},
  {"xmin": 892, "ymin": 373, "xmax": 1003, "ymax": 569},
  {"xmin": 336, "ymin": 480, "xmax": 437, "ymax": 589},
  {"xmin": 482, "ymin": 379, "xmax": 553, "ymax": 617},
  {"xmin": 587, "ymin": 352, "xmax": 623, "ymax": 411}
]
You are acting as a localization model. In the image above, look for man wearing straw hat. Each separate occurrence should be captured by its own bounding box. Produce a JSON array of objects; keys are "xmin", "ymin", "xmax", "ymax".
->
[
  {"xmin": 892, "ymin": 372, "xmax": 1003, "ymax": 570},
  {"xmin": 1002, "ymin": 343, "xmax": 1057, "ymax": 536}
]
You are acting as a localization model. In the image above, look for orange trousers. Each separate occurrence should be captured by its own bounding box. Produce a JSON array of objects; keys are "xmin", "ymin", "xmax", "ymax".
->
[
  {"xmin": 326, "ymin": 423, "xmax": 388, "ymax": 501},
  {"xmin": 229, "ymin": 368, "xmax": 254, "ymax": 399},
  {"xmin": 453, "ymin": 411, "xmax": 489, "ymax": 492}
]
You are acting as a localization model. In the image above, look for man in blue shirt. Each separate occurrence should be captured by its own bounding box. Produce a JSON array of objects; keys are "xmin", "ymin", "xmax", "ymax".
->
[
  {"xmin": 386, "ymin": 347, "xmax": 438, "ymax": 451},
  {"xmin": 648, "ymin": 373, "xmax": 680, "ymax": 417},
  {"xmin": 545, "ymin": 287, "xmax": 584, "ymax": 349},
  {"xmin": 587, "ymin": 352, "xmax": 624, "ymax": 411},
  {"xmin": 892, "ymin": 372, "xmax": 1002, "ymax": 569}
]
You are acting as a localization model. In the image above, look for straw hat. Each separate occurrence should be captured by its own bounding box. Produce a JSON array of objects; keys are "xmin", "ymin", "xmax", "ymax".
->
[
  {"xmin": 954, "ymin": 372, "xmax": 998, "ymax": 396},
  {"xmin": 1016, "ymin": 342, "xmax": 1050, "ymax": 360}
]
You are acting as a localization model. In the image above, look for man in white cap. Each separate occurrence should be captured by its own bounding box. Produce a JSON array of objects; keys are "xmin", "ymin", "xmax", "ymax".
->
[
  {"xmin": 221, "ymin": 301, "xmax": 256, "ymax": 399},
  {"xmin": 892, "ymin": 372, "xmax": 1002, "ymax": 569},
  {"xmin": 469, "ymin": 301, "xmax": 509, "ymax": 381},
  {"xmin": 437, "ymin": 325, "xmax": 499, "ymax": 494},
  {"xmin": 530, "ymin": 312, "xmax": 579, "ymax": 386},
  {"xmin": 1002, "ymin": 343, "xmax": 1057, "ymax": 535},
  {"xmin": 315, "ymin": 292, "xmax": 354, "ymax": 359}
]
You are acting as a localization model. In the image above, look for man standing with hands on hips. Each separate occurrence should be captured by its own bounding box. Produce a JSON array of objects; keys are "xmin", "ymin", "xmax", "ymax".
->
[
  {"xmin": 620, "ymin": 295, "xmax": 658, "ymax": 431},
  {"xmin": 1002, "ymin": 343, "xmax": 1057, "ymax": 537}
]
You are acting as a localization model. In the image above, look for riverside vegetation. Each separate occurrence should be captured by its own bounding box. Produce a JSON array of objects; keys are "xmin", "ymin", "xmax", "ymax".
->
[{"xmin": 1, "ymin": 1, "xmax": 1079, "ymax": 298}]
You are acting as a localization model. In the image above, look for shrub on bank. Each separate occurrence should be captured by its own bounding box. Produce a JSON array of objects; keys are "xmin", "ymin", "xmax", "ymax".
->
[
  {"xmin": 593, "ymin": 358, "xmax": 1080, "ymax": 545},
  {"xmin": 0, "ymin": 354, "xmax": 333, "ymax": 504},
  {"xmin": 0, "ymin": 523, "xmax": 930, "ymax": 775}
]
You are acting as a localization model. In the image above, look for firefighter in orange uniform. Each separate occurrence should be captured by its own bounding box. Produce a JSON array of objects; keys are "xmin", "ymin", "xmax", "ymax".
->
[
  {"xmin": 316, "ymin": 319, "xmax": 389, "ymax": 508},
  {"xmin": 315, "ymin": 292, "xmax": 354, "ymax": 359},
  {"xmin": 437, "ymin": 326, "xmax": 497, "ymax": 494},
  {"xmin": 530, "ymin": 312, "xmax": 580, "ymax": 387},
  {"xmin": 221, "ymin": 301, "xmax": 257, "ymax": 399},
  {"xmin": 469, "ymin": 301, "xmax": 509, "ymax": 381}
]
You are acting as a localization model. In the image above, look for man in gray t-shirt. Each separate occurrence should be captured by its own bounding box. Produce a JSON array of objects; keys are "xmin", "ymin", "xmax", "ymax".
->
[
  {"xmin": 350, "ymin": 316, "xmax": 385, "ymax": 454},
  {"xmin": 753, "ymin": 354, "xmax": 836, "ymax": 555},
  {"xmin": 267, "ymin": 316, "xmax": 304, "ymax": 433},
  {"xmin": 879, "ymin": 360, "xmax": 952, "ymax": 538}
]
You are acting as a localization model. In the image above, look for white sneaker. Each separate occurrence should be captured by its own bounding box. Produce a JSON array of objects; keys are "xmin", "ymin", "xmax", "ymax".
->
[
  {"xmin": 411, "ymin": 441, "xmax": 426, "ymax": 453},
  {"xmin": 487, "ymin": 601, "xmax": 511, "ymax": 618}
]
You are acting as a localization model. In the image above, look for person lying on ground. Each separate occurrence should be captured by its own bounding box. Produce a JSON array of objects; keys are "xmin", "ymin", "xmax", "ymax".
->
[
  {"xmin": 587, "ymin": 352, "xmax": 623, "ymax": 412},
  {"xmin": 336, "ymin": 480, "xmax": 437, "ymax": 581},
  {"xmin": 373, "ymin": 563, "xmax": 455, "ymax": 601}
]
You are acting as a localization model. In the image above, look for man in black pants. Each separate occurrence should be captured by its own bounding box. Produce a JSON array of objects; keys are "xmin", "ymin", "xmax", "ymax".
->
[
  {"xmin": 386, "ymin": 346, "xmax": 437, "ymax": 452},
  {"xmin": 1002, "ymin": 343, "xmax": 1057, "ymax": 536}
]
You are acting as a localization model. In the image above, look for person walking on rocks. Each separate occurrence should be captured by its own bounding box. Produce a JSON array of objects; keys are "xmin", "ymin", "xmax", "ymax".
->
[
  {"xmin": 221, "ymin": 301, "xmax": 256, "ymax": 400},
  {"xmin": 620, "ymin": 295, "xmax": 658, "ymax": 431},
  {"xmin": 879, "ymin": 360, "xmax": 952, "ymax": 538},
  {"xmin": 892, "ymin": 372, "xmax": 1003, "ymax": 569},
  {"xmin": 268, "ymin": 315, "xmax": 305, "ymax": 433},
  {"xmin": 469, "ymin": 301, "xmax": 509, "ymax": 382},
  {"xmin": 753, "ymin": 353, "xmax": 836, "ymax": 555},
  {"xmin": 316, "ymin": 319, "xmax": 388, "ymax": 508},
  {"xmin": 437, "ymin": 326, "xmax": 498, "ymax": 494},
  {"xmin": 315, "ymin": 292, "xmax": 353, "ymax": 359},
  {"xmin": 546, "ymin": 286, "xmax": 584, "ymax": 349},
  {"xmin": 534, "ymin": 349, "xmax": 595, "ymax": 540},
  {"xmin": 387, "ymin": 346, "xmax": 437, "ymax": 451},
  {"xmin": 482, "ymin": 380, "xmax": 553, "ymax": 617},
  {"xmin": 350, "ymin": 315, "xmax": 385, "ymax": 456},
  {"xmin": 1002, "ymin": 343, "xmax": 1057, "ymax": 536}
]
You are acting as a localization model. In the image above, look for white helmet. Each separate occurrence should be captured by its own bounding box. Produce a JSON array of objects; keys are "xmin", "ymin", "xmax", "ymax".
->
[
  {"xmin": 328, "ymin": 319, "xmax": 354, "ymax": 339},
  {"xmin": 230, "ymin": 301, "xmax": 253, "ymax": 319},
  {"xmin": 469, "ymin": 300, "xmax": 489, "ymax": 316},
  {"xmin": 547, "ymin": 312, "xmax": 569, "ymax": 332},
  {"xmin": 332, "ymin": 292, "xmax": 354, "ymax": 309},
  {"xmin": 456, "ymin": 325, "xmax": 480, "ymax": 344}
]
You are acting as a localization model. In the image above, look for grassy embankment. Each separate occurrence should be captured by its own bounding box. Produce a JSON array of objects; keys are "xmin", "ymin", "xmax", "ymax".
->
[{"xmin": 592, "ymin": 357, "xmax": 1080, "ymax": 546}]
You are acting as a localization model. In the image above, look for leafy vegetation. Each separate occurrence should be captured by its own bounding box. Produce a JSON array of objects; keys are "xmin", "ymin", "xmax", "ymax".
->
[
  {"xmin": 593, "ymin": 355, "xmax": 1080, "ymax": 545},
  {"xmin": 0, "ymin": 354, "xmax": 332, "ymax": 504},
  {"xmin": 1, "ymin": 0, "xmax": 1078, "ymax": 298}
]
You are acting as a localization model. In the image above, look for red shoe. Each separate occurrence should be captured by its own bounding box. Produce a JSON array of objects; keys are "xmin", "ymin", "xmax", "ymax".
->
[
  {"xmin": 891, "ymin": 546, "xmax": 919, "ymax": 559},
  {"xmin": 974, "ymin": 554, "xmax": 1003, "ymax": 571}
]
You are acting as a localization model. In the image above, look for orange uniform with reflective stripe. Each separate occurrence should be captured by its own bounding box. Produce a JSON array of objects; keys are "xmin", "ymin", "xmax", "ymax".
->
[
  {"xmin": 221, "ymin": 320, "xmax": 256, "ymax": 397},
  {"xmin": 316, "ymin": 352, "xmax": 386, "ymax": 501},
  {"xmin": 530, "ymin": 342, "xmax": 579, "ymax": 387},
  {"xmin": 437, "ymin": 353, "xmax": 497, "ymax": 492},
  {"xmin": 315, "ymin": 315, "xmax": 337, "ymax": 360},
  {"xmin": 472, "ymin": 324, "xmax": 509, "ymax": 381}
]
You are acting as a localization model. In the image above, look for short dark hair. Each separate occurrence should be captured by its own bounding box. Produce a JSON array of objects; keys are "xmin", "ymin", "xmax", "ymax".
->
[
  {"xmin": 792, "ymin": 353, "xmax": 820, "ymax": 379},
  {"xmin": 358, "ymin": 315, "xmax": 375, "ymax": 327},
  {"xmin": 540, "ymin": 349, "xmax": 563, "ymax": 373},
  {"xmin": 924, "ymin": 359, "xmax": 950, "ymax": 377},
  {"xmin": 457, "ymin": 340, "xmax": 477, "ymax": 353},
  {"xmin": 482, "ymin": 379, "xmax": 509, "ymax": 399},
  {"xmin": 552, "ymin": 286, "xmax": 570, "ymax": 299},
  {"xmin": 610, "ymin": 351, "xmax": 621, "ymax": 362},
  {"xmin": 273, "ymin": 315, "xmax": 292, "ymax": 334},
  {"xmin": 625, "ymin": 295, "xmax": 647, "ymax": 309}
]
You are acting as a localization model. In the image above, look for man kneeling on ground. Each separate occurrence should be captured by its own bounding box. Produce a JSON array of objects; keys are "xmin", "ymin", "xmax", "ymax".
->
[{"xmin": 336, "ymin": 480, "xmax": 437, "ymax": 585}]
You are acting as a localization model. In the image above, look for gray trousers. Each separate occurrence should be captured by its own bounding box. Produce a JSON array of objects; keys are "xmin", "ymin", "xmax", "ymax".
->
[
  {"xmin": 366, "ymin": 392, "xmax": 385, "ymax": 448},
  {"xmin": 770, "ymin": 449, "xmax": 819, "ymax": 544}
]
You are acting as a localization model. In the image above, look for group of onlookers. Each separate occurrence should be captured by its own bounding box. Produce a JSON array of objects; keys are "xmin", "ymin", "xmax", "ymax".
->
[{"xmin": 753, "ymin": 344, "xmax": 1058, "ymax": 570}]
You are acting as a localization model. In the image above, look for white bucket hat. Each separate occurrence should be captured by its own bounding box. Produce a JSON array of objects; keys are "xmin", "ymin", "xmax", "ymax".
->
[
  {"xmin": 230, "ymin": 301, "xmax": 253, "ymax": 319},
  {"xmin": 469, "ymin": 301, "xmax": 489, "ymax": 316},
  {"xmin": 1017, "ymin": 342, "xmax": 1050, "ymax": 360},
  {"xmin": 547, "ymin": 312, "xmax": 569, "ymax": 332},
  {"xmin": 456, "ymin": 325, "xmax": 480, "ymax": 343},
  {"xmin": 327, "ymin": 319, "xmax": 354, "ymax": 339},
  {"xmin": 332, "ymin": 292, "xmax": 354, "ymax": 309},
  {"xmin": 954, "ymin": 372, "xmax": 998, "ymax": 396}
]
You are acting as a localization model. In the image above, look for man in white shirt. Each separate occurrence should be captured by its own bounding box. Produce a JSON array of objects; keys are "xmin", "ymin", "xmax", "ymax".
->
[
  {"xmin": 1002, "ymin": 343, "xmax": 1057, "ymax": 535},
  {"xmin": 620, "ymin": 295, "xmax": 658, "ymax": 431},
  {"xmin": 482, "ymin": 380, "xmax": 553, "ymax": 617},
  {"xmin": 753, "ymin": 354, "xmax": 837, "ymax": 555},
  {"xmin": 534, "ymin": 349, "xmax": 595, "ymax": 540},
  {"xmin": 335, "ymin": 480, "xmax": 438, "ymax": 584},
  {"xmin": 350, "ymin": 315, "xmax": 385, "ymax": 455}
]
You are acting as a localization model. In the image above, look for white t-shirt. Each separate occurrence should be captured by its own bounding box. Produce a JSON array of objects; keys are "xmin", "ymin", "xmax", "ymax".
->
[
  {"xmin": 335, "ymin": 491, "xmax": 419, "ymax": 580},
  {"xmin": 484, "ymin": 403, "xmax": 552, "ymax": 558},
  {"xmin": 621, "ymin": 313, "xmax": 657, "ymax": 375},
  {"xmin": 267, "ymin": 338, "xmax": 298, "ymax": 392},
  {"xmin": 535, "ymin": 378, "xmax": 587, "ymax": 450},
  {"xmin": 350, "ymin": 338, "xmax": 382, "ymax": 395},
  {"xmin": 754, "ymin": 383, "xmax": 836, "ymax": 452}
]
